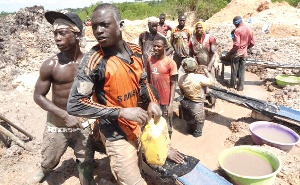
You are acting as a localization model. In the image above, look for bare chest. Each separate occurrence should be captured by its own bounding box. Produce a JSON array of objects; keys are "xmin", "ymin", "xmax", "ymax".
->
[{"xmin": 51, "ymin": 63, "xmax": 78, "ymax": 84}]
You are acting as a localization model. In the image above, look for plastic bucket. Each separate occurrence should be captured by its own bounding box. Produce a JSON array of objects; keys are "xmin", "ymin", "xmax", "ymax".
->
[
  {"xmin": 275, "ymin": 75, "xmax": 300, "ymax": 87},
  {"xmin": 250, "ymin": 121, "xmax": 300, "ymax": 152},
  {"xmin": 219, "ymin": 145, "xmax": 281, "ymax": 185}
]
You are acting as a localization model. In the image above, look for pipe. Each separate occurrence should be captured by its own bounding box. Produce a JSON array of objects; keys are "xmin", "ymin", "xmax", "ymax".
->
[{"xmin": 0, "ymin": 114, "xmax": 35, "ymax": 140}]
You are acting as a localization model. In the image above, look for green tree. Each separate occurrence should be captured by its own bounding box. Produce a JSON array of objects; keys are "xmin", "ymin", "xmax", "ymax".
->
[{"xmin": 272, "ymin": 0, "xmax": 298, "ymax": 6}]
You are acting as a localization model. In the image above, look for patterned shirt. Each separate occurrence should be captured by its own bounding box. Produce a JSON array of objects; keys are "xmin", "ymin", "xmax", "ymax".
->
[
  {"xmin": 170, "ymin": 26, "xmax": 191, "ymax": 57},
  {"xmin": 67, "ymin": 42, "xmax": 157, "ymax": 141}
]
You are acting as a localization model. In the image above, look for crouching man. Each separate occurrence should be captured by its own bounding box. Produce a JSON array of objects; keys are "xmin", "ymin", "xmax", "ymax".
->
[{"xmin": 178, "ymin": 58, "xmax": 215, "ymax": 137}]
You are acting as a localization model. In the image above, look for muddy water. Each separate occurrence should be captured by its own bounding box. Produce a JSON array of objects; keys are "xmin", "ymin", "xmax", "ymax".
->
[
  {"xmin": 223, "ymin": 152, "xmax": 274, "ymax": 176},
  {"xmin": 254, "ymin": 127, "xmax": 296, "ymax": 143},
  {"xmin": 171, "ymin": 70, "xmax": 270, "ymax": 170}
]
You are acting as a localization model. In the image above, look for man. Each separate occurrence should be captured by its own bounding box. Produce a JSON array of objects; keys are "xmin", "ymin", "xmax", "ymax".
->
[
  {"xmin": 146, "ymin": 37, "xmax": 185, "ymax": 164},
  {"xmin": 147, "ymin": 37, "xmax": 178, "ymax": 138},
  {"xmin": 178, "ymin": 58, "xmax": 215, "ymax": 137},
  {"xmin": 28, "ymin": 11, "xmax": 95, "ymax": 185},
  {"xmin": 227, "ymin": 15, "xmax": 255, "ymax": 91},
  {"xmin": 139, "ymin": 16, "xmax": 173, "ymax": 67},
  {"xmin": 67, "ymin": 3, "xmax": 162, "ymax": 185},
  {"xmin": 85, "ymin": 17, "xmax": 92, "ymax": 26},
  {"xmin": 170, "ymin": 14, "xmax": 191, "ymax": 69},
  {"xmin": 157, "ymin": 13, "xmax": 172, "ymax": 37},
  {"xmin": 189, "ymin": 21, "xmax": 218, "ymax": 110}
]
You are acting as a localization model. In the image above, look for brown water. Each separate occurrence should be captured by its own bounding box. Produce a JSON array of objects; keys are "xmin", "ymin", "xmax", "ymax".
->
[
  {"xmin": 223, "ymin": 152, "xmax": 274, "ymax": 176},
  {"xmin": 254, "ymin": 127, "xmax": 295, "ymax": 143}
]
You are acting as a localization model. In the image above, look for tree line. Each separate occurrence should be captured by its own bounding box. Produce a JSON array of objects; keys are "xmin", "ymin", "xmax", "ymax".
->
[{"xmin": 1, "ymin": 0, "xmax": 298, "ymax": 20}]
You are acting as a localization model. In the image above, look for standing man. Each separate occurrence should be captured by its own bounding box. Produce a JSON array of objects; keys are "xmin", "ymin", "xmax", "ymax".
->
[
  {"xmin": 67, "ymin": 3, "xmax": 162, "ymax": 185},
  {"xmin": 227, "ymin": 16, "xmax": 255, "ymax": 91},
  {"xmin": 178, "ymin": 58, "xmax": 215, "ymax": 137},
  {"xmin": 170, "ymin": 14, "xmax": 191, "ymax": 69},
  {"xmin": 147, "ymin": 37, "xmax": 178, "ymax": 138},
  {"xmin": 28, "ymin": 11, "xmax": 95, "ymax": 185},
  {"xmin": 139, "ymin": 16, "xmax": 173, "ymax": 67},
  {"xmin": 157, "ymin": 13, "xmax": 172, "ymax": 37},
  {"xmin": 85, "ymin": 17, "xmax": 92, "ymax": 26},
  {"xmin": 189, "ymin": 21, "xmax": 218, "ymax": 110}
]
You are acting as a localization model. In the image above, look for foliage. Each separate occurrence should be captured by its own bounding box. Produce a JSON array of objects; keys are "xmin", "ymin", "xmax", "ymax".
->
[
  {"xmin": 116, "ymin": 2, "xmax": 168, "ymax": 20},
  {"xmin": 0, "ymin": 11, "xmax": 13, "ymax": 18},
  {"xmin": 164, "ymin": 0, "xmax": 230, "ymax": 20},
  {"xmin": 3, "ymin": 0, "xmax": 298, "ymax": 22},
  {"xmin": 272, "ymin": 0, "xmax": 299, "ymax": 6}
]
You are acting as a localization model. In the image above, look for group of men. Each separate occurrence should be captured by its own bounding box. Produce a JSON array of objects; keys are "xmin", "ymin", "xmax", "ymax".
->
[{"xmin": 27, "ymin": 3, "xmax": 254, "ymax": 185}]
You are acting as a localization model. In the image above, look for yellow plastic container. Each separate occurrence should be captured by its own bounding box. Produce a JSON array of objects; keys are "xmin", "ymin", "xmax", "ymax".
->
[{"xmin": 141, "ymin": 117, "xmax": 170, "ymax": 165}]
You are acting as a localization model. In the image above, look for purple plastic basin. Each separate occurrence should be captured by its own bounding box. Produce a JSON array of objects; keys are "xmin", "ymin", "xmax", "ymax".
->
[{"xmin": 249, "ymin": 121, "xmax": 300, "ymax": 152}]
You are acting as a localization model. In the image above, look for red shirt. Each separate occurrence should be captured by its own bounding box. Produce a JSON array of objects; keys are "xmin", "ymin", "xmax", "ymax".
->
[
  {"xmin": 230, "ymin": 23, "xmax": 255, "ymax": 58},
  {"xmin": 147, "ymin": 55, "xmax": 178, "ymax": 105}
]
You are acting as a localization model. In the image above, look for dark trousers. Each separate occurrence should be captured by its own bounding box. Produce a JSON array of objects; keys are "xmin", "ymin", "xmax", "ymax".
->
[
  {"xmin": 230, "ymin": 57, "xmax": 246, "ymax": 91},
  {"xmin": 160, "ymin": 105, "xmax": 173, "ymax": 138},
  {"xmin": 180, "ymin": 99, "xmax": 205, "ymax": 137},
  {"xmin": 173, "ymin": 54, "xmax": 187, "ymax": 70},
  {"xmin": 207, "ymin": 67, "xmax": 216, "ymax": 107}
]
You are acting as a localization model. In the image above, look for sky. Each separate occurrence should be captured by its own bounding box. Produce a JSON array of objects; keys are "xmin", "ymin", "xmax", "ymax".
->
[{"xmin": 0, "ymin": 0, "xmax": 135, "ymax": 13}]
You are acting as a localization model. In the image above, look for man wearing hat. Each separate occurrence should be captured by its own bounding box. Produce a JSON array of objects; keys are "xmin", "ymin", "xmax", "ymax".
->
[
  {"xmin": 28, "ymin": 11, "xmax": 95, "ymax": 185},
  {"xmin": 178, "ymin": 58, "xmax": 215, "ymax": 137},
  {"xmin": 226, "ymin": 15, "xmax": 255, "ymax": 91},
  {"xmin": 188, "ymin": 21, "xmax": 218, "ymax": 110}
]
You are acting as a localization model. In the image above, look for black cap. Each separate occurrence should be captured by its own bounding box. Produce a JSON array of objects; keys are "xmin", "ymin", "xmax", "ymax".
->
[{"xmin": 45, "ymin": 11, "xmax": 83, "ymax": 33}]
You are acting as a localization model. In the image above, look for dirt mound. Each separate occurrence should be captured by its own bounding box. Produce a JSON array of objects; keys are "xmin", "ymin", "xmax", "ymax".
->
[
  {"xmin": 84, "ymin": 26, "xmax": 94, "ymax": 39},
  {"xmin": 0, "ymin": 6, "xmax": 57, "ymax": 90},
  {"xmin": 206, "ymin": 0, "xmax": 265, "ymax": 24}
]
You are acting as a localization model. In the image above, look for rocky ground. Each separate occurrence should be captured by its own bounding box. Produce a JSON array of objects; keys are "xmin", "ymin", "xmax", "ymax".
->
[{"xmin": 0, "ymin": 0, "xmax": 300, "ymax": 184}]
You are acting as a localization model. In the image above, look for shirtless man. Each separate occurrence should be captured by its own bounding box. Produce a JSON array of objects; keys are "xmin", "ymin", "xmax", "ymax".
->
[{"xmin": 28, "ymin": 11, "xmax": 94, "ymax": 185}]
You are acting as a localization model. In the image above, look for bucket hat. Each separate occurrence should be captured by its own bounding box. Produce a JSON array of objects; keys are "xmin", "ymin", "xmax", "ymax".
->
[{"xmin": 182, "ymin": 57, "xmax": 198, "ymax": 72}]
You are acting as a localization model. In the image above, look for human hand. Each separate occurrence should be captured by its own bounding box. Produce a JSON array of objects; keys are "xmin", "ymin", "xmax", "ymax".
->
[
  {"xmin": 207, "ymin": 64, "xmax": 212, "ymax": 72},
  {"xmin": 167, "ymin": 147, "xmax": 185, "ymax": 164},
  {"xmin": 119, "ymin": 107, "xmax": 148, "ymax": 126},
  {"xmin": 199, "ymin": 65, "xmax": 207, "ymax": 72},
  {"xmin": 64, "ymin": 114, "xmax": 80, "ymax": 128},
  {"xmin": 167, "ymin": 105, "xmax": 173, "ymax": 118},
  {"xmin": 147, "ymin": 102, "xmax": 162, "ymax": 123}
]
